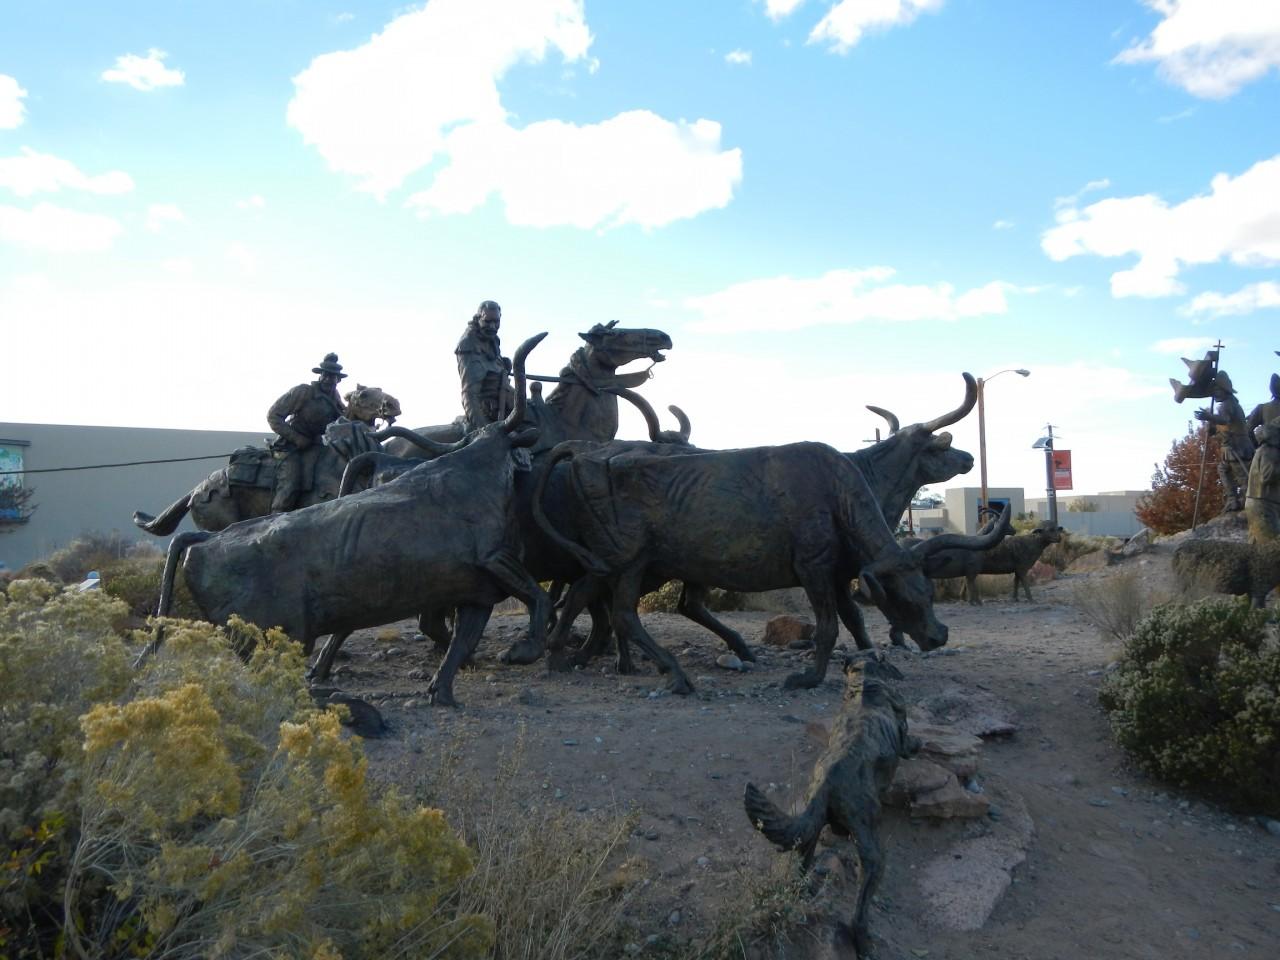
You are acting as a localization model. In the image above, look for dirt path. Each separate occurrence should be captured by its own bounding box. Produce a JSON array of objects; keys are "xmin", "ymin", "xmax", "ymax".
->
[{"xmin": 331, "ymin": 562, "xmax": 1280, "ymax": 959}]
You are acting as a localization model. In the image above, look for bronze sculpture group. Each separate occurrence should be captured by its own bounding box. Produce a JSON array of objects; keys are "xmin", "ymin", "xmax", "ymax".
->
[
  {"xmin": 1170, "ymin": 348, "xmax": 1280, "ymax": 541},
  {"xmin": 133, "ymin": 299, "xmax": 1054, "ymax": 957}
]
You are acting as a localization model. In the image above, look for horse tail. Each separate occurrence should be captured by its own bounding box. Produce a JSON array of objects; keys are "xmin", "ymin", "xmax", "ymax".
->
[{"xmin": 133, "ymin": 492, "xmax": 193, "ymax": 536}]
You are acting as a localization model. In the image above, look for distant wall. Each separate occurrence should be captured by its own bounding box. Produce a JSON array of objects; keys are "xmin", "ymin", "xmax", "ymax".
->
[{"xmin": 0, "ymin": 422, "xmax": 264, "ymax": 570}]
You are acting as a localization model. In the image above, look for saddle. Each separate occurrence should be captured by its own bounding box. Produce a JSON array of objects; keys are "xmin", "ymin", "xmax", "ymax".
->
[{"xmin": 227, "ymin": 446, "xmax": 279, "ymax": 490}]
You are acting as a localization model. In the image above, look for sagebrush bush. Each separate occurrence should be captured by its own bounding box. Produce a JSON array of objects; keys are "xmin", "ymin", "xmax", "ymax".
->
[
  {"xmin": 1074, "ymin": 571, "xmax": 1158, "ymax": 641},
  {"xmin": 1, "ymin": 584, "xmax": 489, "ymax": 960},
  {"xmin": 1099, "ymin": 598, "xmax": 1280, "ymax": 813},
  {"xmin": 1042, "ymin": 532, "xmax": 1118, "ymax": 572},
  {"xmin": 98, "ymin": 554, "xmax": 202, "ymax": 620},
  {"xmin": 638, "ymin": 580, "xmax": 745, "ymax": 614},
  {"xmin": 41, "ymin": 530, "xmax": 157, "ymax": 584}
]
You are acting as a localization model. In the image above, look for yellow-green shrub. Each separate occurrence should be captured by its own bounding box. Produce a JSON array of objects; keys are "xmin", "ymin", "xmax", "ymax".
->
[
  {"xmin": 1099, "ymin": 598, "xmax": 1280, "ymax": 813},
  {"xmin": 1, "ymin": 585, "xmax": 489, "ymax": 960}
]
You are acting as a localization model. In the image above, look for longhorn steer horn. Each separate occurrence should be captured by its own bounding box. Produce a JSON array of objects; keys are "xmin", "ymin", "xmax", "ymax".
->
[
  {"xmin": 614, "ymin": 387, "xmax": 692, "ymax": 444},
  {"xmin": 503, "ymin": 332, "xmax": 548, "ymax": 432},
  {"xmin": 912, "ymin": 501, "xmax": 1012, "ymax": 557},
  {"xmin": 865, "ymin": 405, "xmax": 900, "ymax": 435},
  {"xmin": 370, "ymin": 425, "xmax": 466, "ymax": 455},
  {"xmin": 919, "ymin": 373, "xmax": 978, "ymax": 433}
]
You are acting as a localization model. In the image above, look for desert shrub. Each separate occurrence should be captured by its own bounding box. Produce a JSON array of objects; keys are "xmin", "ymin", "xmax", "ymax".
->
[
  {"xmin": 1, "ymin": 585, "xmax": 489, "ymax": 959},
  {"xmin": 639, "ymin": 580, "xmax": 745, "ymax": 614},
  {"xmin": 98, "ymin": 554, "xmax": 201, "ymax": 620},
  {"xmin": 1073, "ymin": 570, "xmax": 1157, "ymax": 640},
  {"xmin": 1099, "ymin": 598, "xmax": 1280, "ymax": 813},
  {"xmin": 43, "ymin": 530, "xmax": 153, "ymax": 583},
  {"xmin": 1042, "ymin": 532, "xmax": 1117, "ymax": 571},
  {"xmin": 681, "ymin": 857, "xmax": 817, "ymax": 959}
]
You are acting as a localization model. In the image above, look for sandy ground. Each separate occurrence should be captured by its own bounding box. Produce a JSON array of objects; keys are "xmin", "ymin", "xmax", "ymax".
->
[{"xmin": 323, "ymin": 543, "xmax": 1280, "ymax": 959}]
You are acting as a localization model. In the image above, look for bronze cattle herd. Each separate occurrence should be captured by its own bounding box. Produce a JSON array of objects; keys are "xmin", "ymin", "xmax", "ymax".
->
[{"xmin": 128, "ymin": 308, "xmax": 1072, "ymax": 950}]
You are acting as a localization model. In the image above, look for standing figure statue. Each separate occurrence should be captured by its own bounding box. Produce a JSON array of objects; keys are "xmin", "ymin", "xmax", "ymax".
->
[
  {"xmin": 1246, "ymin": 421, "xmax": 1280, "ymax": 544},
  {"xmin": 1194, "ymin": 371, "xmax": 1255, "ymax": 511},
  {"xmin": 1246, "ymin": 371, "xmax": 1280, "ymax": 435},
  {"xmin": 457, "ymin": 300, "xmax": 516, "ymax": 432},
  {"xmin": 268, "ymin": 353, "xmax": 348, "ymax": 512}
]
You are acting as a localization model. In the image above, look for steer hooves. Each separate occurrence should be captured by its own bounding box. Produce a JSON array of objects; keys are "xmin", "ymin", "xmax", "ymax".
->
[
  {"xmin": 783, "ymin": 670, "xmax": 820, "ymax": 691},
  {"xmin": 546, "ymin": 651, "xmax": 574, "ymax": 673},
  {"xmin": 668, "ymin": 676, "xmax": 694, "ymax": 696},
  {"xmin": 500, "ymin": 640, "xmax": 543, "ymax": 666},
  {"xmin": 426, "ymin": 685, "xmax": 458, "ymax": 708}
]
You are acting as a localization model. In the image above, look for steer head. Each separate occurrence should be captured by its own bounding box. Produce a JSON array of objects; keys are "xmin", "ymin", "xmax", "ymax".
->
[
  {"xmin": 857, "ymin": 501, "xmax": 1011, "ymax": 651},
  {"xmin": 860, "ymin": 374, "xmax": 978, "ymax": 520}
]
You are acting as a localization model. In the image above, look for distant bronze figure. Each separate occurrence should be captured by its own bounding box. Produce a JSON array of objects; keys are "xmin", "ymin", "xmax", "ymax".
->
[
  {"xmin": 1170, "ymin": 350, "xmax": 1219, "ymax": 403},
  {"xmin": 268, "ymin": 353, "xmax": 349, "ymax": 512},
  {"xmin": 1246, "ymin": 421, "xmax": 1280, "ymax": 544},
  {"xmin": 1246, "ymin": 372, "xmax": 1280, "ymax": 435},
  {"xmin": 1195, "ymin": 371, "xmax": 1255, "ymax": 511},
  {"xmin": 457, "ymin": 300, "xmax": 516, "ymax": 433}
]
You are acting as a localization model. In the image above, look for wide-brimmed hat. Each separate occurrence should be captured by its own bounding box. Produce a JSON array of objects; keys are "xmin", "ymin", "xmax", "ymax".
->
[{"xmin": 312, "ymin": 353, "xmax": 348, "ymax": 379}]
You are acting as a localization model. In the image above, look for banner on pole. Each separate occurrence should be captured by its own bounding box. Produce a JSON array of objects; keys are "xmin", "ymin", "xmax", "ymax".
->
[{"xmin": 1052, "ymin": 450, "xmax": 1073, "ymax": 490}]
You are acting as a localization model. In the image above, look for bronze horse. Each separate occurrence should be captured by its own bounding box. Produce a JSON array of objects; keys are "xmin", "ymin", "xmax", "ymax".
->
[
  {"xmin": 131, "ymin": 386, "xmax": 447, "ymax": 535},
  {"xmin": 381, "ymin": 321, "xmax": 673, "ymax": 460}
]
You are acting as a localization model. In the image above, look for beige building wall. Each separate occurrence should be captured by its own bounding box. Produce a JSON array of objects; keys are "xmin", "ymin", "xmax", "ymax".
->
[{"xmin": 1, "ymin": 422, "xmax": 265, "ymax": 570}]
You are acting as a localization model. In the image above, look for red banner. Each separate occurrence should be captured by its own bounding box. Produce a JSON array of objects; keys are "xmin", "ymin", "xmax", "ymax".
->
[{"xmin": 1052, "ymin": 450, "xmax": 1073, "ymax": 490}]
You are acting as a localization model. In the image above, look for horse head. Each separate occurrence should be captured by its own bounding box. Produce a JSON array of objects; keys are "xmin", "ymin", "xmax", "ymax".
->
[
  {"xmin": 343, "ymin": 384, "xmax": 402, "ymax": 427},
  {"xmin": 578, "ymin": 322, "xmax": 672, "ymax": 374}
]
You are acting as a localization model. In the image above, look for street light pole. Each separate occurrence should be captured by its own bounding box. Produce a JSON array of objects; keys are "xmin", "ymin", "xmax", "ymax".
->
[{"xmin": 976, "ymin": 368, "xmax": 1031, "ymax": 529}]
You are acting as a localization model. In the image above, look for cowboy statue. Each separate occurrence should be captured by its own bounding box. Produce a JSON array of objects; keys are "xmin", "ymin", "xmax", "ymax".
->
[
  {"xmin": 456, "ymin": 300, "xmax": 516, "ymax": 432},
  {"xmin": 268, "ymin": 352, "xmax": 349, "ymax": 512},
  {"xmin": 1194, "ymin": 370, "xmax": 1256, "ymax": 511}
]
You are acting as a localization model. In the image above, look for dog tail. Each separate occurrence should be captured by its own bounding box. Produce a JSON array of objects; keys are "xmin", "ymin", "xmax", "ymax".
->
[{"xmin": 743, "ymin": 782, "xmax": 825, "ymax": 863}]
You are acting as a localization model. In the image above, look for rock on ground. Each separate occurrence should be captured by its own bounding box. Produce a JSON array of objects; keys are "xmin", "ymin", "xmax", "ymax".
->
[{"xmin": 917, "ymin": 789, "xmax": 1034, "ymax": 931}]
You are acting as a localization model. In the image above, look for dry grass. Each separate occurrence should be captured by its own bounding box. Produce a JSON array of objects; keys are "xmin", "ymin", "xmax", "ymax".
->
[
  {"xmin": 421, "ymin": 730, "xmax": 648, "ymax": 960},
  {"xmin": 1073, "ymin": 570, "xmax": 1163, "ymax": 641}
]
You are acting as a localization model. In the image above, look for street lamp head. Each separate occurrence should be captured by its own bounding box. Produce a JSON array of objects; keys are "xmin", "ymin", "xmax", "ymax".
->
[{"xmin": 1015, "ymin": 369, "xmax": 1030, "ymax": 377}]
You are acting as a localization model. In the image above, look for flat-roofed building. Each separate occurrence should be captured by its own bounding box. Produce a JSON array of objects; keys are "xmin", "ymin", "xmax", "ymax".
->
[{"xmin": 1, "ymin": 422, "xmax": 265, "ymax": 569}]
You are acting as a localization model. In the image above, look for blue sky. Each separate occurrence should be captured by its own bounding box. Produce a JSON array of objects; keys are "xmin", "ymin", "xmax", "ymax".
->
[{"xmin": 3, "ymin": 0, "xmax": 1278, "ymax": 498}]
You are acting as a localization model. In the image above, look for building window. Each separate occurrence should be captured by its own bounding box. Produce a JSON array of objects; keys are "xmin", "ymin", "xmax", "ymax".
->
[{"xmin": 0, "ymin": 441, "xmax": 34, "ymax": 524}]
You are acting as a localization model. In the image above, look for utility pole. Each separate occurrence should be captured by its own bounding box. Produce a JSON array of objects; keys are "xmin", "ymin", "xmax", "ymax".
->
[{"xmin": 1042, "ymin": 424, "xmax": 1059, "ymax": 525}]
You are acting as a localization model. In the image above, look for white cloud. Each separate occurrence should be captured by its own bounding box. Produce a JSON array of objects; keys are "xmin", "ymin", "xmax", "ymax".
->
[
  {"xmin": 1114, "ymin": 0, "xmax": 1280, "ymax": 99},
  {"xmin": 235, "ymin": 194, "xmax": 267, "ymax": 210},
  {"xmin": 809, "ymin": 0, "xmax": 945, "ymax": 54},
  {"xmin": 725, "ymin": 49, "xmax": 752, "ymax": 65},
  {"xmin": 1041, "ymin": 154, "xmax": 1280, "ymax": 298},
  {"xmin": 684, "ymin": 267, "xmax": 1010, "ymax": 332},
  {"xmin": 287, "ymin": 0, "xmax": 594, "ymax": 197},
  {"xmin": 0, "ymin": 148, "xmax": 134, "ymax": 197},
  {"xmin": 0, "ymin": 75, "xmax": 27, "ymax": 129},
  {"xmin": 0, "ymin": 202, "xmax": 123, "ymax": 251},
  {"xmin": 406, "ymin": 112, "xmax": 741, "ymax": 229},
  {"xmin": 288, "ymin": 1, "xmax": 740, "ymax": 228},
  {"xmin": 146, "ymin": 203, "xmax": 185, "ymax": 232},
  {"xmin": 1053, "ymin": 177, "xmax": 1111, "ymax": 209},
  {"xmin": 760, "ymin": 0, "xmax": 806, "ymax": 20},
  {"xmin": 1151, "ymin": 335, "xmax": 1219, "ymax": 355},
  {"xmin": 1180, "ymin": 280, "xmax": 1280, "ymax": 317},
  {"xmin": 993, "ymin": 219, "xmax": 1014, "ymax": 230},
  {"xmin": 101, "ymin": 48, "xmax": 186, "ymax": 91}
]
